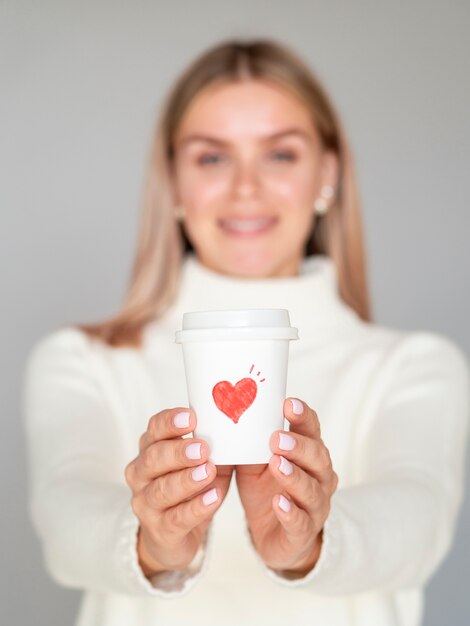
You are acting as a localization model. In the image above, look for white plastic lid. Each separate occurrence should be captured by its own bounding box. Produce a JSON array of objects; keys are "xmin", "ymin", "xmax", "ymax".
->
[{"xmin": 175, "ymin": 308, "xmax": 299, "ymax": 342}]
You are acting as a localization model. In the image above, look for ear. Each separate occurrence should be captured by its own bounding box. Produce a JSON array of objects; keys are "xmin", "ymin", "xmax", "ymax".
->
[{"xmin": 320, "ymin": 150, "xmax": 339, "ymax": 190}]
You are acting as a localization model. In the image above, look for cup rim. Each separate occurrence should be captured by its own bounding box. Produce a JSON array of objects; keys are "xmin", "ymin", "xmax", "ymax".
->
[{"xmin": 175, "ymin": 325, "xmax": 299, "ymax": 343}]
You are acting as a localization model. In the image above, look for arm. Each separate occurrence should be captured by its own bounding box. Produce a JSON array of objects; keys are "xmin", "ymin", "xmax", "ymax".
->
[
  {"xmin": 254, "ymin": 331, "xmax": 470, "ymax": 593},
  {"xmin": 22, "ymin": 327, "xmax": 212, "ymax": 597}
]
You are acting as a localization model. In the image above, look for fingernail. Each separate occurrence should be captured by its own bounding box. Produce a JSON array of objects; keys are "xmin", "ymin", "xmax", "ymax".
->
[
  {"xmin": 290, "ymin": 399, "xmax": 303, "ymax": 415},
  {"xmin": 279, "ymin": 433, "xmax": 296, "ymax": 450},
  {"xmin": 203, "ymin": 487, "xmax": 218, "ymax": 506},
  {"xmin": 192, "ymin": 463, "xmax": 208, "ymax": 481},
  {"xmin": 185, "ymin": 442, "xmax": 202, "ymax": 459},
  {"xmin": 279, "ymin": 455, "xmax": 293, "ymax": 475},
  {"xmin": 278, "ymin": 494, "xmax": 291, "ymax": 512},
  {"xmin": 174, "ymin": 411, "xmax": 191, "ymax": 428}
]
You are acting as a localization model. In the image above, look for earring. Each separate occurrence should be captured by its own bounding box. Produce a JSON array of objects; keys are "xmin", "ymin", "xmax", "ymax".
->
[
  {"xmin": 174, "ymin": 205, "xmax": 185, "ymax": 221},
  {"xmin": 313, "ymin": 185, "xmax": 335, "ymax": 215}
]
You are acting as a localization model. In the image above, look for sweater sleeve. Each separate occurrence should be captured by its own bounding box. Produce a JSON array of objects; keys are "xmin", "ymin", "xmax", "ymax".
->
[
  {"xmin": 254, "ymin": 331, "xmax": 470, "ymax": 594},
  {"xmin": 21, "ymin": 327, "xmax": 212, "ymax": 598}
]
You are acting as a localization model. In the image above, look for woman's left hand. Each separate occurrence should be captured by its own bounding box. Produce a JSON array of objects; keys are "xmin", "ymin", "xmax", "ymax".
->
[{"xmin": 235, "ymin": 397, "xmax": 339, "ymax": 575}]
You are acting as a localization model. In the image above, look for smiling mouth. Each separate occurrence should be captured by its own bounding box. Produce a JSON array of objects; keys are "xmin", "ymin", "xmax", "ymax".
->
[{"xmin": 218, "ymin": 217, "xmax": 278, "ymax": 237}]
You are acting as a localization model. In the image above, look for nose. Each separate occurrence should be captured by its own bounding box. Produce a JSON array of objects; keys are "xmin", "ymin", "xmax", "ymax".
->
[{"xmin": 232, "ymin": 159, "xmax": 261, "ymax": 200}]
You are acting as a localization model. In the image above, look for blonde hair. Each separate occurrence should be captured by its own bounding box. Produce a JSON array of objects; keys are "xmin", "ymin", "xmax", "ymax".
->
[{"xmin": 75, "ymin": 38, "xmax": 372, "ymax": 348}]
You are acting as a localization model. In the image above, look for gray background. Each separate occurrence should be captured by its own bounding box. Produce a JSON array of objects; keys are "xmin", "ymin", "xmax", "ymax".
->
[{"xmin": 2, "ymin": 1, "xmax": 469, "ymax": 624}]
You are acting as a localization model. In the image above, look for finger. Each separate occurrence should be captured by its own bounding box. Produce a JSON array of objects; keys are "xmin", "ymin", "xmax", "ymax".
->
[
  {"xmin": 160, "ymin": 469, "xmax": 234, "ymax": 542},
  {"xmin": 270, "ymin": 490, "xmax": 315, "ymax": 540},
  {"xmin": 159, "ymin": 486, "xmax": 221, "ymax": 543},
  {"xmin": 268, "ymin": 454, "xmax": 329, "ymax": 524},
  {"xmin": 269, "ymin": 499, "xmax": 323, "ymax": 573},
  {"xmin": 126, "ymin": 437, "xmax": 211, "ymax": 492},
  {"xmin": 269, "ymin": 429, "xmax": 338, "ymax": 493},
  {"xmin": 283, "ymin": 397, "xmax": 321, "ymax": 439},
  {"xmin": 139, "ymin": 407, "xmax": 196, "ymax": 452},
  {"xmin": 140, "ymin": 461, "xmax": 217, "ymax": 512}
]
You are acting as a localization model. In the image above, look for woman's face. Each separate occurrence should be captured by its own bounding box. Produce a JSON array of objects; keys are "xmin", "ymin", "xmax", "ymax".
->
[{"xmin": 171, "ymin": 79, "xmax": 338, "ymax": 278}]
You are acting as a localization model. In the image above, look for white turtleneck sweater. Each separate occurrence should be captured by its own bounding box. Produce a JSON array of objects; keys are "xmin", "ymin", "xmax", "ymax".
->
[{"xmin": 22, "ymin": 253, "xmax": 470, "ymax": 626}]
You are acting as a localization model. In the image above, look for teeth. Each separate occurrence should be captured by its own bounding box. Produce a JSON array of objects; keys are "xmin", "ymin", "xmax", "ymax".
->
[{"xmin": 221, "ymin": 218, "xmax": 273, "ymax": 231}]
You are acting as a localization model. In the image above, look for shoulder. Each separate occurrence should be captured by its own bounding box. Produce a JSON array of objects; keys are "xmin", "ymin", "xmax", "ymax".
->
[
  {"xmin": 363, "ymin": 324, "xmax": 470, "ymax": 406},
  {"xmin": 23, "ymin": 325, "xmax": 96, "ymax": 381},
  {"xmin": 397, "ymin": 331, "xmax": 470, "ymax": 404},
  {"xmin": 21, "ymin": 327, "xmax": 98, "ymax": 418},
  {"xmin": 354, "ymin": 318, "xmax": 468, "ymax": 367},
  {"xmin": 385, "ymin": 327, "xmax": 469, "ymax": 378},
  {"xmin": 348, "ymin": 320, "xmax": 470, "ymax": 395},
  {"xmin": 26, "ymin": 325, "xmax": 92, "ymax": 358},
  {"xmin": 401, "ymin": 329, "xmax": 469, "ymax": 365}
]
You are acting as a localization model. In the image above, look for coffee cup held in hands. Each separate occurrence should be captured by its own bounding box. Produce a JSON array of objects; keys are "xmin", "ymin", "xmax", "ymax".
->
[{"xmin": 175, "ymin": 309, "xmax": 299, "ymax": 464}]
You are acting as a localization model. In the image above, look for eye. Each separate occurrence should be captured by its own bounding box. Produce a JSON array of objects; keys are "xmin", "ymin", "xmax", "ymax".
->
[
  {"xmin": 271, "ymin": 151, "xmax": 297, "ymax": 162},
  {"xmin": 197, "ymin": 153, "xmax": 224, "ymax": 166}
]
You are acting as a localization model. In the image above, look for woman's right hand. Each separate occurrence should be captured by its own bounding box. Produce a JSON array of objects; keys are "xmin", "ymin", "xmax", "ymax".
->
[{"xmin": 124, "ymin": 407, "xmax": 234, "ymax": 577}]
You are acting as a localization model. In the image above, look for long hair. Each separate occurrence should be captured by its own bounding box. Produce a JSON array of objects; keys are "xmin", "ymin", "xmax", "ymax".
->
[{"xmin": 75, "ymin": 38, "xmax": 372, "ymax": 348}]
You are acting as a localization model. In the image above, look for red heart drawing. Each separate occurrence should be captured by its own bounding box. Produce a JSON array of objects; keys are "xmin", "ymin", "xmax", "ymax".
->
[{"xmin": 212, "ymin": 377, "xmax": 257, "ymax": 424}]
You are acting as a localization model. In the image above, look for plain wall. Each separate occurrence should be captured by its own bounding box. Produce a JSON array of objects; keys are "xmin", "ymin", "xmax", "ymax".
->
[{"xmin": 2, "ymin": 1, "xmax": 469, "ymax": 624}]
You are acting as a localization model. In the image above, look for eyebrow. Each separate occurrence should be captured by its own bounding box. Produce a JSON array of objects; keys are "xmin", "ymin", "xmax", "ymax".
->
[{"xmin": 176, "ymin": 127, "xmax": 312, "ymax": 149}]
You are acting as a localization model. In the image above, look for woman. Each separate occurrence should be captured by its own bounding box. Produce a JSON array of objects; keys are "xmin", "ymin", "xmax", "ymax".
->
[{"xmin": 22, "ymin": 39, "xmax": 470, "ymax": 626}]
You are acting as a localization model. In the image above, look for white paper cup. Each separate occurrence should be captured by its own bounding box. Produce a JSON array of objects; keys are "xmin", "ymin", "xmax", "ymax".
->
[{"xmin": 175, "ymin": 309, "xmax": 299, "ymax": 464}]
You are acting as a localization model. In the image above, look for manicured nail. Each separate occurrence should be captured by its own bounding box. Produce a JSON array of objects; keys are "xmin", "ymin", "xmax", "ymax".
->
[
  {"xmin": 203, "ymin": 487, "xmax": 218, "ymax": 506},
  {"xmin": 185, "ymin": 442, "xmax": 202, "ymax": 459},
  {"xmin": 192, "ymin": 463, "xmax": 208, "ymax": 481},
  {"xmin": 290, "ymin": 399, "xmax": 303, "ymax": 415},
  {"xmin": 174, "ymin": 411, "xmax": 190, "ymax": 428},
  {"xmin": 278, "ymin": 494, "xmax": 291, "ymax": 512},
  {"xmin": 279, "ymin": 433, "xmax": 296, "ymax": 451},
  {"xmin": 279, "ymin": 455, "xmax": 293, "ymax": 475}
]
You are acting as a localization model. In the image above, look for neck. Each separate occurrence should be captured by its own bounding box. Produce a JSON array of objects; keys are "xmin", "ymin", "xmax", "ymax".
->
[
  {"xmin": 149, "ymin": 252, "xmax": 361, "ymax": 346},
  {"xmin": 193, "ymin": 253, "xmax": 303, "ymax": 279}
]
